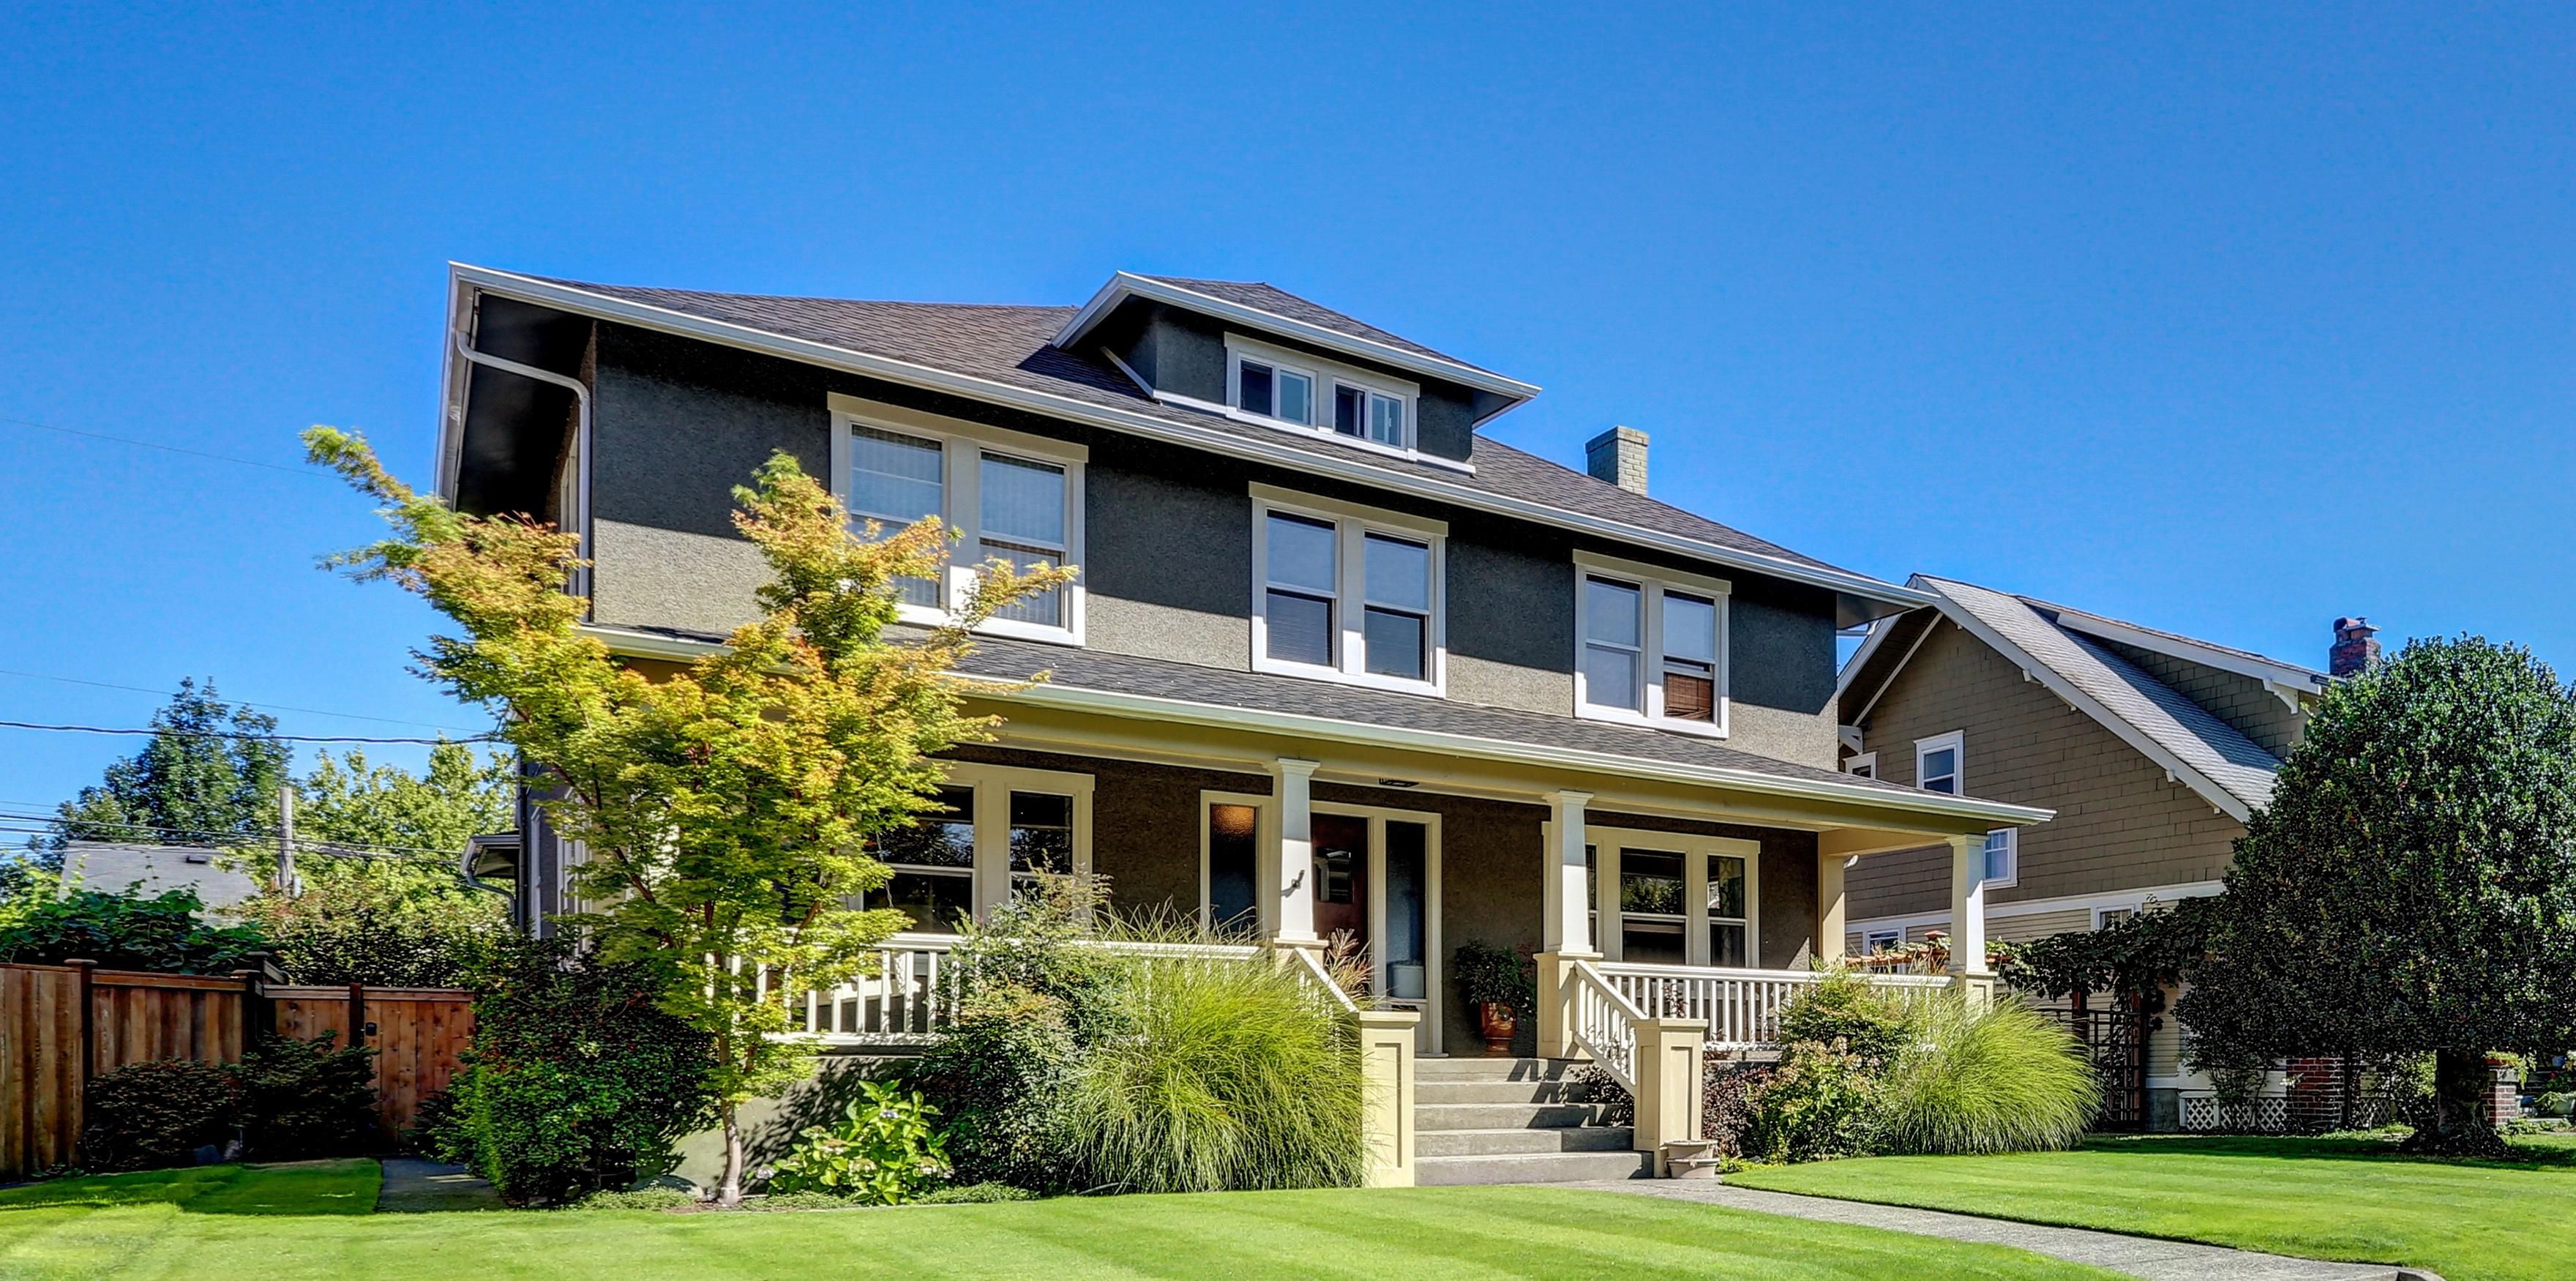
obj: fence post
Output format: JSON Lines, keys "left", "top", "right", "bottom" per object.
{"left": 68, "top": 958, "right": 95, "bottom": 1085}
{"left": 347, "top": 983, "right": 366, "bottom": 1048}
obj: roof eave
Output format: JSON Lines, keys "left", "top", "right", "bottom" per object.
{"left": 1052, "top": 272, "right": 1543, "bottom": 404}
{"left": 579, "top": 623, "right": 2053, "bottom": 829}
{"left": 449, "top": 264, "right": 1928, "bottom": 613}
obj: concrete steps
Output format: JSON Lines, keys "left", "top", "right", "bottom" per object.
{"left": 1410, "top": 1056, "right": 1653, "bottom": 1186}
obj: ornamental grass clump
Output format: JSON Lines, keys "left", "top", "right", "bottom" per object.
{"left": 1875, "top": 996, "right": 2099, "bottom": 1154}
{"left": 1063, "top": 948, "right": 1366, "bottom": 1193}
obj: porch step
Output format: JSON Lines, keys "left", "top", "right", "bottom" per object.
{"left": 1415, "top": 1078, "right": 1595, "bottom": 1105}
{"left": 1415, "top": 1102, "right": 1609, "bottom": 1132}
{"left": 1415, "top": 1151, "right": 1658, "bottom": 1186}
{"left": 1417, "top": 1126, "right": 1637, "bottom": 1158}
{"left": 1416, "top": 1056, "right": 1584, "bottom": 1081}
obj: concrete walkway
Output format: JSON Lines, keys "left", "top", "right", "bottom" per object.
{"left": 1569, "top": 1181, "right": 2428, "bottom": 1281}
{"left": 375, "top": 1158, "right": 504, "bottom": 1212}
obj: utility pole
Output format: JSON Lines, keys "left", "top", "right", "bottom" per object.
{"left": 276, "top": 783, "right": 299, "bottom": 897}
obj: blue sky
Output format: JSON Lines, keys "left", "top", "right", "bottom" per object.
{"left": 1, "top": 2, "right": 2569, "bottom": 813}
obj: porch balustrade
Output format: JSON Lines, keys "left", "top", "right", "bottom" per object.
{"left": 790, "top": 933, "right": 1275, "bottom": 1044}
{"left": 1592, "top": 962, "right": 1950, "bottom": 1051}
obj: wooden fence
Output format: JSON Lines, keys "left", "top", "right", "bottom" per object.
{"left": 0, "top": 962, "right": 473, "bottom": 1179}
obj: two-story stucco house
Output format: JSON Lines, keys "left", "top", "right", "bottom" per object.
{"left": 435, "top": 264, "right": 2048, "bottom": 1183}
{"left": 1833, "top": 576, "right": 2374, "bottom": 1127}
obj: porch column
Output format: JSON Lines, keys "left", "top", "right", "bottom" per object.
{"left": 1946, "top": 832, "right": 1994, "bottom": 1004}
{"left": 1815, "top": 850, "right": 1848, "bottom": 968}
{"left": 1266, "top": 758, "right": 1321, "bottom": 950}
{"left": 1535, "top": 789, "right": 1594, "bottom": 1060}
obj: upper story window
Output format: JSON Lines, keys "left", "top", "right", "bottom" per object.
{"left": 1251, "top": 485, "right": 1445, "bottom": 695}
{"left": 1915, "top": 731, "right": 1963, "bottom": 794}
{"left": 830, "top": 394, "right": 1086, "bottom": 646}
{"left": 1572, "top": 551, "right": 1730, "bottom": 736}
{"left": 1227, "top": 335, "right": 1417, "bottom": 455}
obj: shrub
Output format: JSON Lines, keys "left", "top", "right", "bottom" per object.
{"left": 1875, "top": 997, "right": 2099, "bottom": 1154}
{"left": 1062, "top": 949, "right": 1366, "bottom": 1193}
{"left": 1742, "top": 1039, "right": 1883, "bottom": 1162}
{"left": 0, "top": 879, "right": 268, "bottom": 974}
{"left": 573, "top": 1187, "right": 695, "bottom": 1211}
{"left": 755, "top": 1190, "right": 861, "bottom": 1210}
{"left": 80, "top": 1058, "right": 241, "bottom": 1171}
{"left": 1702, "top": 1058, "right": 1780, "bottom": 1159}
{"left": 454, "top": 938, "right": 716, "bottom": 1206}
{"left": 765, "top": 1079, "right": 951, "bottom": 1204}
{"left": 406, "top": 1085, "right": 472, "bottom": 1162}
{"left": 234, "top": 1032, "right": 378, "bottom": 1159}
{"left": 910, "top": 985, "right": 1082, "bottom": 1190}
{"left": 236, "top": 864, "right": 504, "bottom": 988}
{"left": 1777, "top": 970, "right": 1911, "bottom": 1063}
{"left": 915, "top": 1181, "right": 1036, "bottom": 1204}
{"left": 1570, "top": 1062, "right": 1633, "bottom": 1127}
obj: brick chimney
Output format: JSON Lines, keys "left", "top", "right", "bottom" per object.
{"left": 2330, "top": 617, "right": 2381, "bottom": 676}
{"left": 1585, "top": 426, "right": 1649, "bottom": 496}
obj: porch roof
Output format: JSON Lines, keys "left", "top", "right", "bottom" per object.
{"left": 588, "top": 623, "right": 2051, "bottom": 830}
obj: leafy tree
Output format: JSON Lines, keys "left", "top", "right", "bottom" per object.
{"left": 297, "top": 742, "right": 512, "bottom": 856}
{"left": 48, "top": 679, "right": 291, "bottom": 858}
{"left": 2177, "top": 636, "right": 2576, "bottom": 1155}
{"left": 304, "top": 426, "right": 1072, "bottom": 1203}
{"left": 0, "top": 872, "right": 269, "bottom": 973}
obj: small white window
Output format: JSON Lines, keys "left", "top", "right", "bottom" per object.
{"left": 829, "top": 395, "right": 1086, "bottom": 645}
{"left": 1863, "top": 927, "right": 1903, "bottom": 955}
{"left": 1915, "top": 731, "right": 1963, "bottom": 794}
{"left": 1573, "top": 552, "right": 1731, "bottom": 736}
{"left": 1982, "top": 828, "right": 2018, "bottom": 886}
{"left": 1227, "top": 336, "right": 1419, "bottom": 457}
{"left": 1845, "top": 751, "right": 1879, "bottom": 780}
{"left": 2096, "top": 906, "right": 2137, "bottom": 930}
{"left": 1251, "top": 487, "right": 1445, "bottom": 695}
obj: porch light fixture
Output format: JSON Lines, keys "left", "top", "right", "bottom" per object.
{"left": 1375, "top": 777, "right": 1420, "bottom": 788}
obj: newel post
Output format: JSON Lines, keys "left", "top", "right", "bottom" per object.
{"left": 1630, "top": 1017, "right": 1707, "bottom": 1176}
{"left": 1353, "top": 1009, "right": 1420, "bottom": 1187}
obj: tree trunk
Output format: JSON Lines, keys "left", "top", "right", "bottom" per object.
{"left": 716, "top": 1099, "right": 746, "bottom": 1206}
{"left": 2403, "top": 1048, "right": 2507, "bottom": 1157}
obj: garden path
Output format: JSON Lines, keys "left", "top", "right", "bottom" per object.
{"left": 1569, "top": 1181, "right": 2428, "bottom": 1281}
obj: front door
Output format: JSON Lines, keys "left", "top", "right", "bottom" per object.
{"left": 1311, "top": 813, "right": 1371, "bottom": 956}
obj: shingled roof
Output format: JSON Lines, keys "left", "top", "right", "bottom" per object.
{"left": 512, "top": 272, "right": 1855, "bottom": 579}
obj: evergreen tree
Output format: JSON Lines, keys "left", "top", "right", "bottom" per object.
{"left": 48, "top": 679, "right": 292, "bottom": 861}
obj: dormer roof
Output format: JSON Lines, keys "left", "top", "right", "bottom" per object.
{"left": 1052, "top": 272, "right": 1540, "bottom": 411}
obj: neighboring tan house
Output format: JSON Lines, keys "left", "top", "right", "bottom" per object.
{"left": 433, "top": 264, "right": 2048, "bottom": 1184}
{"left": 1834, "top": 575, "right": 2377, "bottom": 1127}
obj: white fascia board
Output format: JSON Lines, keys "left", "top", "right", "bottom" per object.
{"left": 1922, "top": 588, "right": 2256, "bottom": 822}
{"left": 1053, "top": 272, "right": 1542, "bottom": 403}
{"left": 2045, "top": 608, "right": 2329, "bottom": 695}
{"left": 578, "top": 624, "right": 2055, "bottom": 829}
{"left": 450, "top": 264, "right": 1933, "bottom": 613}
{"left": 435, "top": 269, "right": 478, "bottom": 501}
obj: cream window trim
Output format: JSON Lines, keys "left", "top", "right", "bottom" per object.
{"left": 941, "top": 760, "right": 1095, "bottom": 923}
{"left": 825, "top": 393, "right": 1087, "bottom": 647}
{"left": 1914, "top": 730, "right": 1964, "bottom": 795}
{"left": 1576, "top": 824, "right": 1761, "bottom": 968}
{"left": 1224, "top": 334, "right": 1429, "bottom": 458}
{"left": 1250, "top": 489, "right": 1448, "bottom": 697}
{"left": 1571, "top": 551, "right": 1731, "bottom": 738}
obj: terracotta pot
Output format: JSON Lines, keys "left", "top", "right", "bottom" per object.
{"left": 1477, "top": 1001, "right": 1517, "bottom": 1056}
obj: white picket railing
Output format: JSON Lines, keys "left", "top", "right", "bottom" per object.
{"left": 1567, "top": 960, "right": 1650, "bottom": 1092}
{"left": 1595, "top": 963, "right": 1950, "bottom": 1050}
{"left": 791, "top": 933, "right": 1273, "bottom": 1044}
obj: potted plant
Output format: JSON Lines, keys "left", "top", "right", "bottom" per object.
{"left": 1453, "top": 941, "right": 1532, "bottom": 1056}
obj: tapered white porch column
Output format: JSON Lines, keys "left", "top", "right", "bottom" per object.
{"left": 1815, "top": 850, "right": 1848, "bottom": 968}
{"left": 1947, "top": 832, "right": 1994, "bottom": 1004}
{"left": 1535, "top": 789, "right": 1594, "bottom": 1058}
{"left": 1266, "top": 758, "right": 1321, "bottom": 949}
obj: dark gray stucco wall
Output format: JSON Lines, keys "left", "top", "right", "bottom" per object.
{"left": 593, "top": 325, "right": 829, "bottom": 536}
{"left": 1413, "top": 388, "right": 1477, "bottom": 461}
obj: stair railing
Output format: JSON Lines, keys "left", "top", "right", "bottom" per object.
{"left": 1565, "top": 958, "right": 1650, "bottom": 1094}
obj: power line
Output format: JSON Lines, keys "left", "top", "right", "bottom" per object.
{"left": 0, "top": 811, "right": 473, "bottom": 862}
{"left": 0, "top": 414, "right": 334, "bottom": 480}
{"left": 0, "top": 720, "right": 497, "bottom": 745}
{"left": 0, "top": 668, "right": 491, "bottom": 735}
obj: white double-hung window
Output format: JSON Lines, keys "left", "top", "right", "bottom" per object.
{"left": 1251, "top": 485, "right": 1445, "bottom": 695}
{"left": 1573, "top": 552, "right": 1730, "bottom": 736}
{"left": 828, "top": 394, "right": 1086, "bottom": 644}
{"left": 1227, "top": 335, "right": 1418, "bottom": 455}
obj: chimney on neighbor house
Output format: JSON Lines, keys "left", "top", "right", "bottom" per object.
{"left": 2330, "top": 617, "right": 2381, "bottom": 676}
{"left": 1586, "top": 426, "right": 1650, "bottom": 496}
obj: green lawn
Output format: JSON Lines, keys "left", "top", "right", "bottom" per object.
{"left": 0, "top": 1161, "right": 2112, "bottom": 1280}
{"left": 1732, "top": 1132, "right": 2576, "bottom": 1281}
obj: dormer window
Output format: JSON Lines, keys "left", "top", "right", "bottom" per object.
{"left": 1227, "top": 335, "right": 1416, "bottom": 454}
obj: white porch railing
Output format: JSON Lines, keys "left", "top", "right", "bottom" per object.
{"left": 1595, "top": 962, "right": 1950, "bottom": 1050}
{"left": 792, "top": 933, "right": 1281, "bottom": 1044}
{"left": 1566, "top": 959, "right": 1650, "bottom": 1091}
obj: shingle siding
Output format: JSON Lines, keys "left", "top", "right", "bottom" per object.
{"left": 2092, "top": 638, "right": 2308, "bottom": 758}
{"left": 1846, "top": 621, "right": 2244, "bottom": 920}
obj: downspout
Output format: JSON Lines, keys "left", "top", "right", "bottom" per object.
{"left": 452, "top": 328, "right": 594, "bottom": 604}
